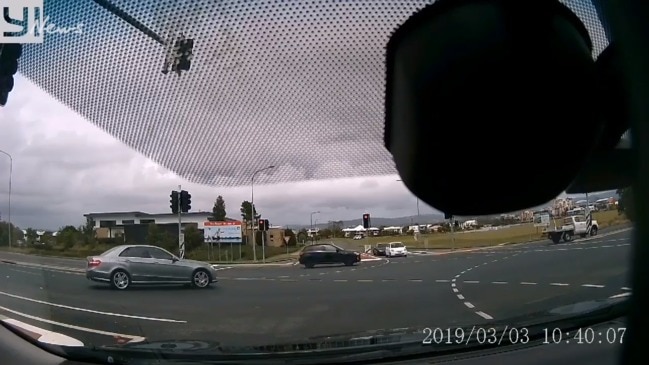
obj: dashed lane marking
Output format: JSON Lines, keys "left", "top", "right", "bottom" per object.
{"left": 0, "top": 290, "right": 186, "bottom": 323}
{"left": 609, "top": 292, "right": 632, "bottom": 299}
{"left": 476, "top": 311, "right": 493, "bottom": 320}
{"left": 445, "top": 242, "right": 629, "bottom": 321}
{"left": 216, "top": 276, "right": 626, "bottom": 289}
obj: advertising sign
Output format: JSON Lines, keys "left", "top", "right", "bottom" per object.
{"left": 533, "top": 212, "right": 550, "bottom": 227}
{"left": 204, "top": 221, "right": 243, "bottom": 244}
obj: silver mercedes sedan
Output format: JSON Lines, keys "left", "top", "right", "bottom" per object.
{"left": 86, "top": 245, "right": 219, "bottom": 290}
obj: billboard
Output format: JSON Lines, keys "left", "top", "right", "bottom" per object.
{"left": 204, "top": 221, "right": 243, "bottom": 244}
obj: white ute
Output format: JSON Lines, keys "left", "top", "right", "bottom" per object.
{"left": 543, "top": 215, "right": 598, "bottom": 244}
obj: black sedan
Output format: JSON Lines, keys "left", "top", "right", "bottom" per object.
{"left": 298, "top": 243, "right": 361, "bottom": 268}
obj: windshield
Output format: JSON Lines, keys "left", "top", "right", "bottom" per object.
{"left": 0, "top": 0, "right": 632, "bottom": 364}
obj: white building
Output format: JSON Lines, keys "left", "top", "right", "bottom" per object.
{"left": 84, "top": 211, "right": 216, "bottom": 238}
{"left": 342, "top": 225, "right": 379, "bottom": 237}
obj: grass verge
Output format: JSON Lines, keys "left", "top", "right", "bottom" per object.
{"left": 346, "top": 210, "right": 630, "bottom": 250}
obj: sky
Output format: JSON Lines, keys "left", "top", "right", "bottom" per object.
{"left": 0, "top": 75, "right": 440, "bottom": 231}
{"left": 0, "top": 0, "right": 611, "bottom": 231}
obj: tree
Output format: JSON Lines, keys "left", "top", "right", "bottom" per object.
{"left": 0, "top": 222, "right": 22, "bottom": 246}
{"left": 183, "top": 225, "right": 204, "bottom": 251}
{"left": 297, "top": 228, "right": 308, "bottom": 244}
{"left": 284, "top": 228, "right": 297, "bottom": 246}
{"left": 240, "top": 200, "right": 259, "bottom": 222}
{"left": 319, "top": 228, "right": 332, "bottom": 238}
{"left": 25, "top": 228, "right": 38, "bottom": 244}
{"left": 56, "top": 226, "right": 79, "bottom": 249}
{"left": 146, "top": 224, "right": 176, "bottom": 253}
{"left": 617, "top": 187, "right": 634, "bottom": 221}
{"left": 212, "top": 196, "right": 227, "bottom": 221}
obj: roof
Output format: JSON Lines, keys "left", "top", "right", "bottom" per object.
{"left": 84, "top": 211, "right": 237, "bottom": 220}
{"left": 17, "top": 1, "right": 609, "bottom": 187}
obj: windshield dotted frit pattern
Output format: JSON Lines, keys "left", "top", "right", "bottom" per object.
{"left": 18, "top": 0, "right": 607, "bottom": 187}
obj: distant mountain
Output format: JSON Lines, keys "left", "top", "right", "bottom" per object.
{"left": 289, "top": 213, "right": 446, "bottom": 230}
{"left": 287, "top": 190, "right": 620, "bottom": 230}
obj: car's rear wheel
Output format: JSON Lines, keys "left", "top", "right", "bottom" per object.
{"left": 110, "top": 270, "right": 130, "bottom": 290}
{"left": 192, "top": 269, "right": 211, "bottom": 288}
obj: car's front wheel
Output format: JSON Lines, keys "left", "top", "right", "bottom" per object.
{"left": 192, "top": 269, "right": 211, "bottom": 288}
{"left": 110, "top": 269, "right": 130, "bottom": 290}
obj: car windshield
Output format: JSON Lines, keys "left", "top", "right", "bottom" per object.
{"left": 0, "top": 0, "right": 633, "bottom": 364}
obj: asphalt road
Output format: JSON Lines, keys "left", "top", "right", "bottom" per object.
{"left": 0, "top": 228, "right": 633, "bottom": 348}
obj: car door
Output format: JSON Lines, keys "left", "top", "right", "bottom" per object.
{"left": 117, "top": 247, "right": 156, "bottom": 282}
{"left": 148, "top": 247, "right": 187, "bottom": 281}
{"left": 322, "top": 245, "right": 337, "bottom": 263}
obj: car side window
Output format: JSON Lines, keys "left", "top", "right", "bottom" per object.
{"left": 149, "top": 248, "right": 173, "bottom": 260}
{"left": 324, "top": 245, "right": 337, "bottom": 252}
{"left": 119, "top": 247, "right": 148, "bottom": 258}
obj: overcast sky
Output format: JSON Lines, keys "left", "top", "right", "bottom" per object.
{"left": 0, "top": 75, "right": 445, "bottom": 231}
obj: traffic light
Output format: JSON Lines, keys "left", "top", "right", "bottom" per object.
{"left": 173, "top": 38, "right": 194, "bottom": 73}
{"left": 0, "top": 44, "right": 22, "bottom": 107}
{"left": 180, "top": 190, "right": 191, "bottom": 213}
{"left": 362, "top": 213, "right": 370, "bottom": 229}
{"left": 264, "top": 219, "right": 269, "bottom": 231}
{"left": 258, "top": 219, "right": 266, "bottom": 231}
{"left": 170, "top": 191, "right": 179, "bottom": 214}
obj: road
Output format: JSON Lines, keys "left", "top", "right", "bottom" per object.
{"left": 0, "top": 228, "right": 633, "bottom": 348}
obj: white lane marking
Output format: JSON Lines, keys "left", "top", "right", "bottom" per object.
{"left": 334, "top": 280, "right": 348, "bottom": 282}
{"left": 0, "top": 290, "right": 186, "bottom": 323}
{"left": 451, "top": 283, "right": 456, "bottom": 287}
{"left": 357, "top": 280, "right": 373, "bottom": 282}
{"left": 520, "top": 282, "right": 537, "bottom": 285}
{"left": 581, "top": 284, "right": 605, "bottom": 288}
{"left": 0, "top": 305, "right": 146, "bottom": 343}
{"left": 476, "top": 311, "right": 493, "bottom": 320}
{"left": 408, "top": 279, "right": 423, "bottom": 282}
{"left": 452, "top": 288, "right": 459, "bottom": 293}
{"left": 464, "top": 302, "right": 475, "bottom": 309}
{"left": 621, "top": 287, "right": 631, "bottom": 291}
{"left": 464, "top": 280, "right": 480, "bottom": 284}
{"left": 550, "top": 283, "right": 570, "bottom": 286}
{"left": 609, "top": 292, "right": 631, "bottom": 299}
{"left": 436, "top": 280, "right": 450, "bottom": 283}
{"left": 492, "top": 281, "right": 508, "bottom": 284}
{"left": 457, "top": 294, "right": 464, "bottom": 300}
{"left": 2, "top": 318, "right": 85, "bottom": 347}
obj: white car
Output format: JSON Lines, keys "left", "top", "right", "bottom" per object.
{"left": 384, "top": 242, "right": 408, "bottom": 257}
{"left": 353, "top": 234, "right": 363, "bottom": 240}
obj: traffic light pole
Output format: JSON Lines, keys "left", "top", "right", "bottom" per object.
{"left": 178, "top": 184, "right": 184, "bottom": 259}
{"left": 262, "top": 229, "right": 266, "bottom": 263}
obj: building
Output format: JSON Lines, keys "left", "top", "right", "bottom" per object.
{"left": 264, "top": 226, "right": 288, "bottom": 247}
{"left": 342, "top": 225, "right": 379, "bottom": 237}
{"left": 84, "top": 211, "right": 238, "bottom": 241}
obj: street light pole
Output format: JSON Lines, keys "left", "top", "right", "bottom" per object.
{"left": 310, "top": 211, "right": 320, "bottom": 244}
{"left": 251, "top": 165, "right": 275, "bottom": 261}
{"left": 0, "top": 150, "right": 12, "bottom": 249}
